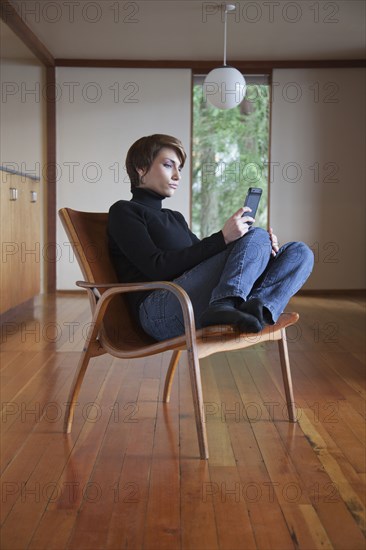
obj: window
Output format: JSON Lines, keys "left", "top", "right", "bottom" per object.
{"left": 192, "top": 75, "right": 270, "bottom": 238}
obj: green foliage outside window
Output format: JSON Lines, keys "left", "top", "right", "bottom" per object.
{"left": 192, "top": 83, "right": 270, "bottom": 238}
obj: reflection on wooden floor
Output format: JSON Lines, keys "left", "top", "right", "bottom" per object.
{"left": 1, "top": 292, "right": 365, "bottom": 550}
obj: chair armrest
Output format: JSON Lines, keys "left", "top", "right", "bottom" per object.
{"left": 76, "top": 281, "right": 141, "bottom": 289}
{"left": 77, "top": 280, "right": 198, "bottom": 352}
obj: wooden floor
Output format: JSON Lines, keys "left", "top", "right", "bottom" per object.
{"left": 0, "top": 292, "right": 365, "bottom": 550}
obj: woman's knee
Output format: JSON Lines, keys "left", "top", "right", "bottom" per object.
{"left": 242, "top": 227, "right": 271, "bottom": 248}
{"left": 249, "top": 226, "right": 270, "bottom": 241}
{"left": 237, "top": 227, "right": 271, "bottom": 264}
{"left": 285, "top": 241, "right": 314, "bottom": 269}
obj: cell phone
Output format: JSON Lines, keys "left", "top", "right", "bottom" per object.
{"left": 243, "top": 187, "right": 262, "bottom": 225}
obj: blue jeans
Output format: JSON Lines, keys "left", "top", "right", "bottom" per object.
{"left": 139, "top": 227, "right": 314, "bottom": 341}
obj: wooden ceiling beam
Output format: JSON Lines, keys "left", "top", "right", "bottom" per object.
{"left": 54, "top": 58, "right": 366, "bottom": 71}
{"left": 0, "top": 0, "right": 55, "bottom": 66}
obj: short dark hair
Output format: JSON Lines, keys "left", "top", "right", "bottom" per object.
{"left": 125, "top": 134, "right": 187, "bottom": 190}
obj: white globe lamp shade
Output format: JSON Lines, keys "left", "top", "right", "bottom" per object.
{"left": 203, "top": 66, "right": 246, "bottom": 110}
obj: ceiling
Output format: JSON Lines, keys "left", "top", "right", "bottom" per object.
{"left": 1, "top": 0, "right": 366, "bottom": 62}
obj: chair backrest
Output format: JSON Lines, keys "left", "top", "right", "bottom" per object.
{"left": 59, "top": 209, "right": 117, "bottom": 285}
{"left": 59, "top": 208, "right": 154, "bottom": 349}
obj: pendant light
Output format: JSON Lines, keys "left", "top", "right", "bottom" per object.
{"left": 203, "top": 4, "right": 246, "bottom": 110}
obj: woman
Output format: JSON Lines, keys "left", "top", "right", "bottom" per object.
{"left": 108, "top": 134, "right": 314, "bottom": 341}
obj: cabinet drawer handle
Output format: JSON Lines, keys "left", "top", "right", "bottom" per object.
{"left": 9, "top": 188, "right": 18, "bottom": 201}
{"left": 30, "top": 191, "right": 38, "bottom": 203}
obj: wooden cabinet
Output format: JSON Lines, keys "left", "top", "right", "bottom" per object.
{"left": 1, "top": 170, "right": 41, "bottom": 314}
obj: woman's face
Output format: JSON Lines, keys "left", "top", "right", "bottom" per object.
{"left": 138, "top": 148, "right": 182, "bottom": 197}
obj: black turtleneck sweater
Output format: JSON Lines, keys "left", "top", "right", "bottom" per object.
{"left": 107, "top": 188, "right": 227, "bottom": 316}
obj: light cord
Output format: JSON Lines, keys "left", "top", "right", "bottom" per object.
{"left": 223, "top": 7, "right": 228, "bottom": 66}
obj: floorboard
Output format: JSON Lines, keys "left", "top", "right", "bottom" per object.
{"left": 0, "top": 292, "right": 365, "bottom": 549}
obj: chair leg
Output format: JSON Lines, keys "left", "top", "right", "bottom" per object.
{"left": 186, "top": 349, "right": 209, "bottom": 460}
{"left": 163, "top": 350, "right": 182, "bottom": 403}
{"left": 278, "top": 328, "right": 297, "bottom": 422}
{"left": 64, "top": 345, "right": 94, "bottom": 433}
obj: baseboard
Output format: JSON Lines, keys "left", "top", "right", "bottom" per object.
{"left": 296, "top": 289, "right": 365, "bottom": 297}
{"left": 56, "top": 290, "right": 86, "bottom": 296}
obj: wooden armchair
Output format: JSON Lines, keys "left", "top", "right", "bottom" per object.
{"left": 59, "top": 208, "right": 299, "bottom": 459}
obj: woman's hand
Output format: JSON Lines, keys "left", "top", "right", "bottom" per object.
{"left": 268, "top": 227, "right": 279, "bottom": 256}
{"left": 222, "top": 207, "right": 255, "bottom": 245}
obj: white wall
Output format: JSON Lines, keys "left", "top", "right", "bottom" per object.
{"left": 0, "top": 59, "right": 45, "bottom": 173}
{"left": 56, "top": 66, "right": 365, "bottom": 291}
{"left": 270, "top": 68, "right": 365, "bottom": 289}
{"left": 56, "top": 68, "right": 192, "bottom": 289}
